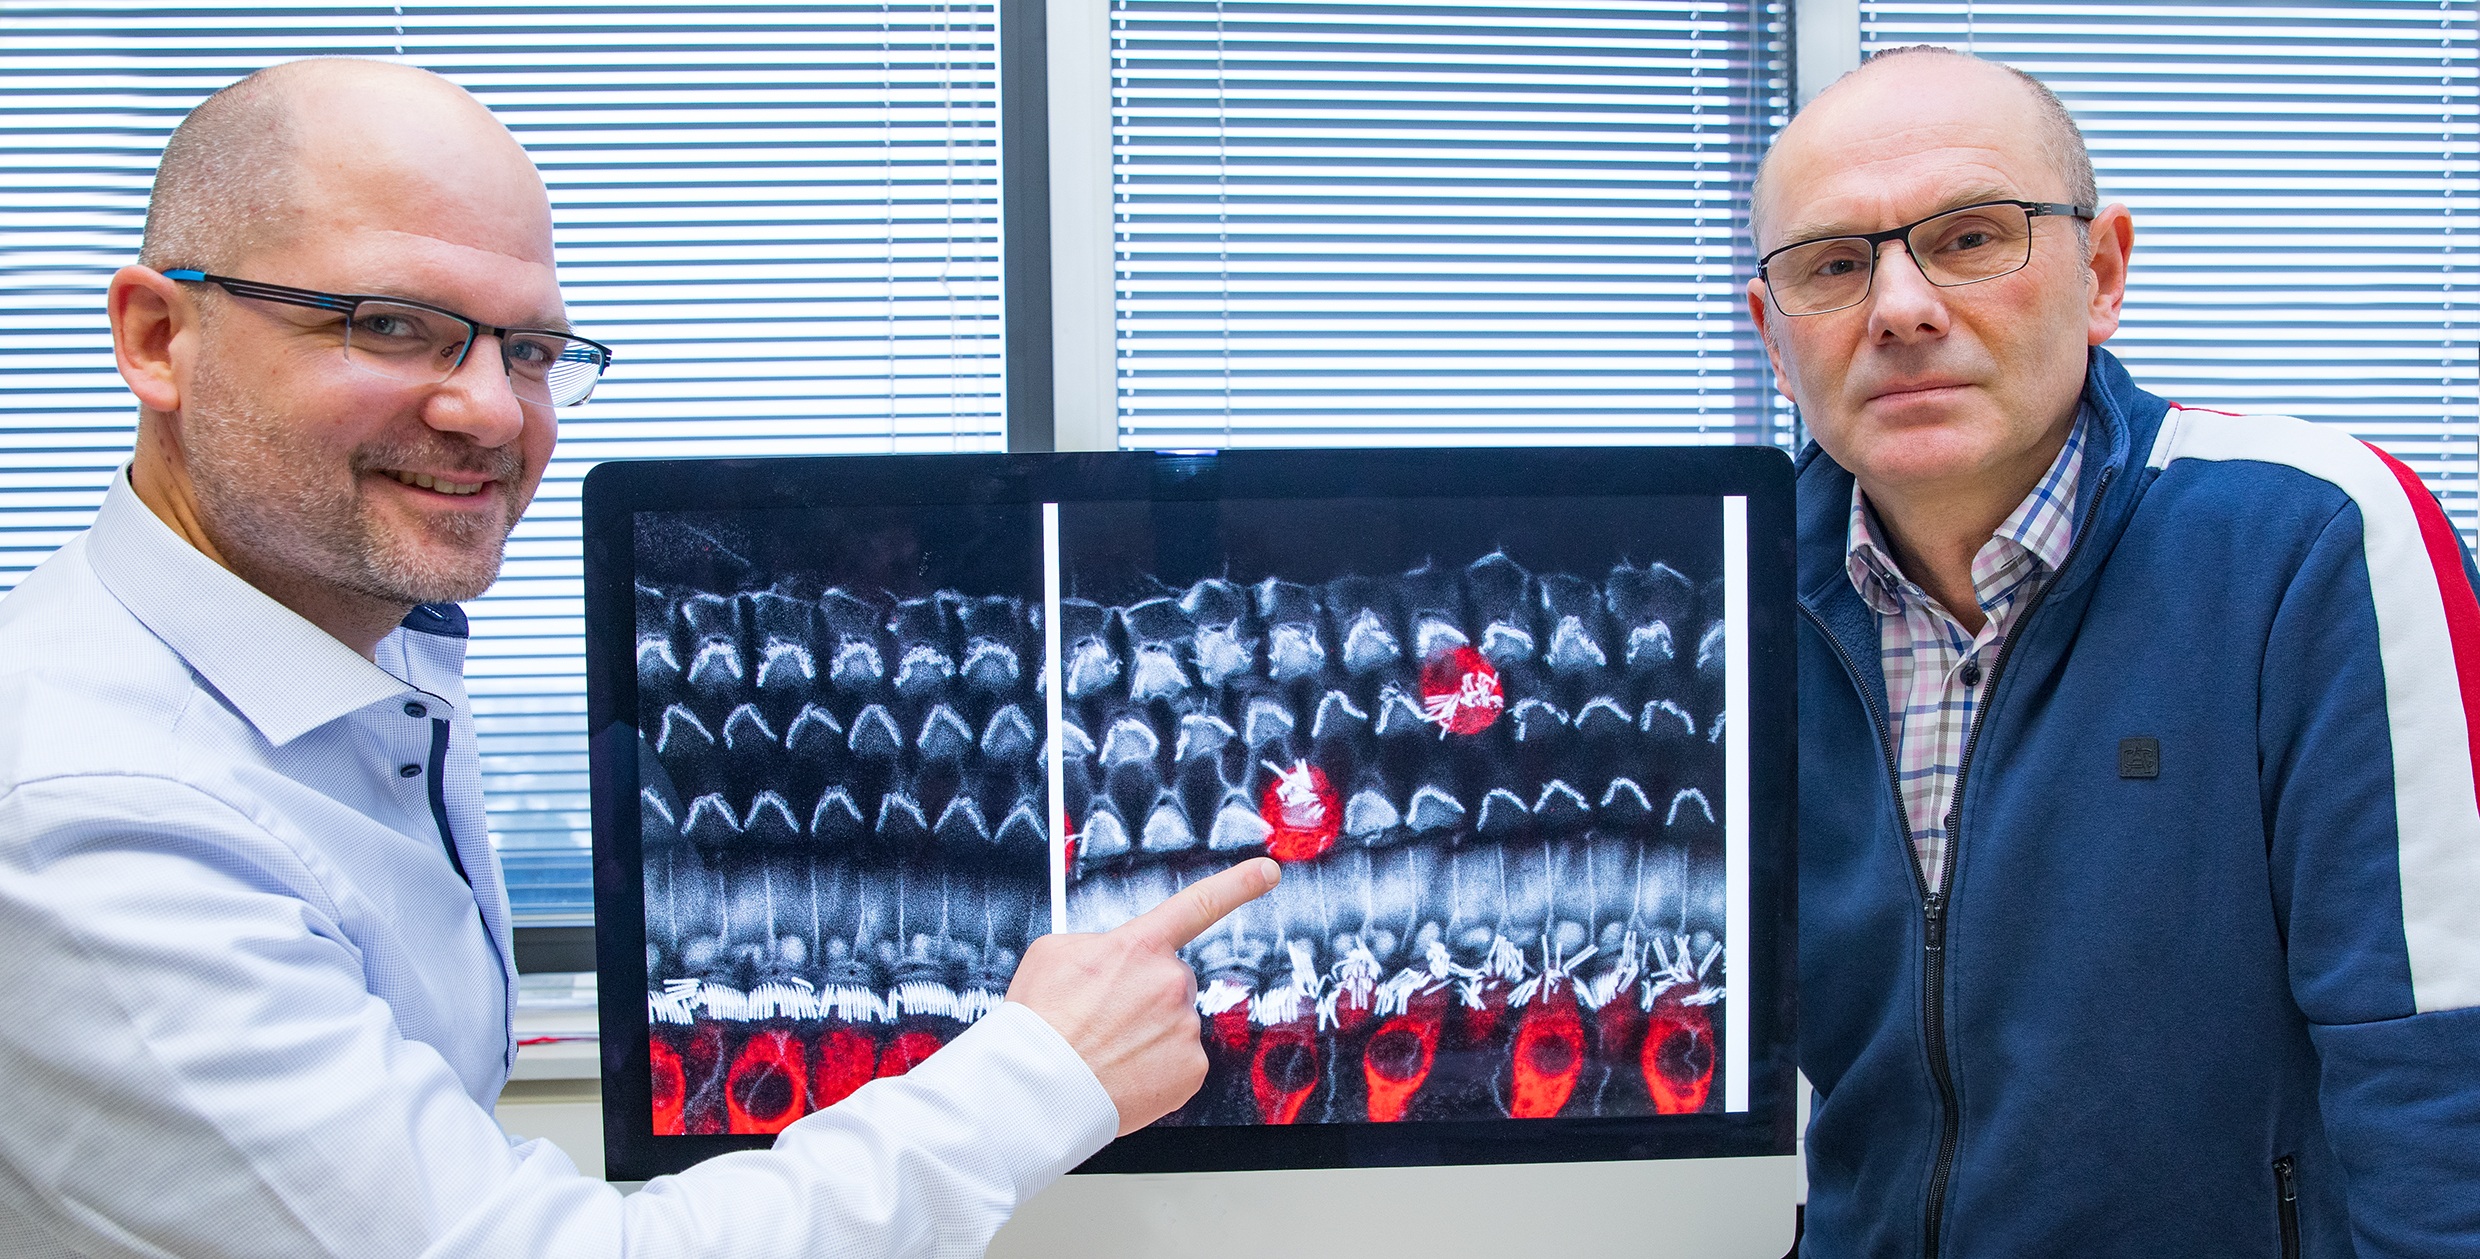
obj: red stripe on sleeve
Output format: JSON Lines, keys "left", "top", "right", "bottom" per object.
{"left": 2366, "top": 440, "right": 2480, "bottom": 805}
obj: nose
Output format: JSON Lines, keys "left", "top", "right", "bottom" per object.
{"left": 426, "top": 333, "right": 531, "bottom": 448}
{"left": 1864, "top": 239, "right": 1950, "bottom": 344}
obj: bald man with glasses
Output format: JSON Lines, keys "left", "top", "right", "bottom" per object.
{"left": 1755, "top": 47, "right": 2480, "bottom": 1258}
{"left": 0, "top": 57, "right": 1275, "bottom": 1258}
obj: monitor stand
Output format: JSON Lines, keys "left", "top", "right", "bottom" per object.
{"left": 990, "top": 1155, "right": 1800, "bottom": 1259}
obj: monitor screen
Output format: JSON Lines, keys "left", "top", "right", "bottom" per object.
{"left": 585, "top": 448, "right": 1795, "bottom": 1180}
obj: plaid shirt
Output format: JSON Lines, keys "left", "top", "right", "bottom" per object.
{"left": 1845, "top": 416, "right": 2085, "bottom": 892}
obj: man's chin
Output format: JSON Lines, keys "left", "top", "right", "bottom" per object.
{"left": 351, "top": 539, "right": 508, "bottom": 608}
{"left": 350, "top": 502, "right": 523, "bottom": 606}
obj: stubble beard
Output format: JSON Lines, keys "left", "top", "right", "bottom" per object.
{"left": 182, "top": 362, "right": 531, "bottom": 611}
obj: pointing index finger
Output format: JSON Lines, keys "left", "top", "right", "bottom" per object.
{"left": 1115, "top": 857, "right": 1282, "bottom": 954}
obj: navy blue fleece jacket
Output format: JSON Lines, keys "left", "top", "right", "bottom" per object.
{"left": 1798, "top": 347, "right": 2480, "bottom": 1258}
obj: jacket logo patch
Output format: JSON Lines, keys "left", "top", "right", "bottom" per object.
{"left": 2119, "top": 736, "right": 2161, "bottom": 779}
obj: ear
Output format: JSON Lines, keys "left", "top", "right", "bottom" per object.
{"left": 108, "top": 266, "right": 197, "bottom": 415}
{"left": 1747, "top": 275, "right": 1795, "bottom": 402}
{"left": 2084, "top": 203, "right": 2134, "bottom": 345}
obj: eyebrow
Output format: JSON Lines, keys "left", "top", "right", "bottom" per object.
{"left": 1770, "top": 184, "right": 2023, "bottom": 250}
{"left": 444, "top": 302, "right": 576, "bottom": 337}
{"left": 355, "top": 285, "right": 575, "bottom": 336}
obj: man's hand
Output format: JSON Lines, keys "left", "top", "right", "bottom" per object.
{"left": 1005, "top": 857, "right": 1282, "bottom": 1135}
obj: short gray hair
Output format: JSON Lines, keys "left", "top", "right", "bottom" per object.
{"left": 137, "top": 65, "right": 308, "bottom": 273}
{"left": 1752, "top": 46, "right": 2098, "bottom": 251}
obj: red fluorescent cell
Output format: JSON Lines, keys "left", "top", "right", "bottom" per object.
{"left": 811, "top": 1027, "right": 880, "bottom": 1110}
{"left": 876, "top": 1029, "right": 947, "bottom": 1078}
{"left": 650, "top": 1039, "right": 686, "bottom": 1135}
{"left": 1362, "top": 986, "right": 1447, "bottom": 1123}
{"left": 683, "top": 1020, "right": 727, "bottom": 1135}
{"left": 1258, "top": 760, "right": 1340, "bottom": 862}
{"left": 1418, "top": 646, "right": 1505, "bottom": 736}
{"left": 725, "top": 1030, "right": 808, "bottom": 1134}
{"left": 726, "top": 1029, "right": 811, "bottom": 1134}
{"left": 1251, "top": 1018, "right": 1320, "bottom": 1124}
{"left": 1593, "top": 997, "right": 1647, "bottom": 1075}
{"left": 1509, "top": 993, "right": 1587, "bottom": 1118}
{"left": 1210, "top": 1004, "right": 1256, "bottom": 1059}
{"left": 1644, "top": 995, "right": 1716, "bottom": 1115}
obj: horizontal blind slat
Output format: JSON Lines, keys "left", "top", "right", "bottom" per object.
{"left": 0, "top": 6, "right": 1009, "bottom": 923}
{"left": 1111, "top": 0, "right": 1788, "bottom": 450}
{"left": 1856, "top": 0, "right": 2479, "bottom": 544}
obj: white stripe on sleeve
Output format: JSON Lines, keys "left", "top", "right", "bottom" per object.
{"left": 2150, "top": 406, "right": 2480, "bottom": 1013}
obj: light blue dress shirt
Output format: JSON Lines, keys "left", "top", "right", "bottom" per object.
{"left": 0, "top": 471, "right": 1117, "bottom": 1257}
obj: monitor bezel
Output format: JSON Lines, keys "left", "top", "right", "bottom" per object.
{"left": 585, "top": 446, "right": 1798, "bottom": 1182}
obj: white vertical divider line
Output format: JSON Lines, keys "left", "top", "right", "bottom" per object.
{"left": 1045, "top": 503, "right": 1068, "bottom": 933}
{"left": 1723, "top": 493, "right": 1751, "bottom": 1112}
{"left": 1048, "top": 0, "right": 1119, "bottom": 452}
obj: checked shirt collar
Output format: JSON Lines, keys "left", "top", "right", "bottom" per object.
{"left": 1843, "top": 413, "right": 2086, "bottom": 890}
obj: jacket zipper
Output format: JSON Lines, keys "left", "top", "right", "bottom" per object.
{"left": 1922, "top": 464, "right": 2114, "bottom": 1257}
{"left": 1803, "top": 463, "right": 2116, "bottom": 1259}
{"left": 2274, "top": 1156, "right": 2300, "bottom": 1259}
{"left": 1797, "top": 609, "right": 1937, "bottom": 1241}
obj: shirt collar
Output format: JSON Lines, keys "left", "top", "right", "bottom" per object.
{"left": 1843, "top": 412, "right": 2088, "bottom": 618}
{"left": 1844, "top": 495, "right": 1909, "bottom": 616}
{"left": 1988, "top": 413, "right": 2085, "bottom": 575}
{"left": 84, "top": 468, "right": 440, "bottom": 747}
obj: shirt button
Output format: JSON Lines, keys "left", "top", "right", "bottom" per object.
{"left": 1959, "top": 660, "right": 1983, "bottom": 688}
{"left": 404, "top": 701, "right": 429, "bottom": 718}
{"left": 399, "top": 763, "right": 423, "bottom": 778}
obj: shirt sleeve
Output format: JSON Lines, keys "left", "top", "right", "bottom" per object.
{"left": 0, "top": 776, "right": 1119, "bottom": 1259}
{"left": 2258, "top": 491, "right": 2480, "bottom": 1258}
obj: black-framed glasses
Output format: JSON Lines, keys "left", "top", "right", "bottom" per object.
{"left": 1756, "top": 200, "right": 2096, "bottom": 317}
{"left": 162, "top": 269, "right": 614, "bottom": 407}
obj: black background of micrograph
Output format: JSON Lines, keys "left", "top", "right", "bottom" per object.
{"left": 1059, "top": 494, "right": 1721, "bottom": 605}
{"left": 584, "top": 446, "right": 1800, "bottom": 1181}
{"left": 637, "top": 503, "right": 1043, "bottom": 602}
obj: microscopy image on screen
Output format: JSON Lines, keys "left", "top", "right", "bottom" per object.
{"left": 629, "top": 492, "right": 1732, "bottom": 1136}
{"left": 633, "top": 507, "right": 1048, "bottom": 1135}
{"left": 1057, "top": 496, "right": 1730, "bottom": 1126}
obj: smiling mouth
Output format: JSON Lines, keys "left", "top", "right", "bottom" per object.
{"left": 386, "top": 470, "right": 488, "bottom": 497}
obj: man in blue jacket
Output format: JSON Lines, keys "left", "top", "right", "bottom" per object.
{"left": 1747, "top": 46, "right": 2480, "bottom": 1257}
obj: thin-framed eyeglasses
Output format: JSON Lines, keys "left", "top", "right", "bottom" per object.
{"left": 1756, "top": 200, "right": 2096, "bottom": 318}
{"left": 161, "top": 269, "right": 614, "bottom": 407}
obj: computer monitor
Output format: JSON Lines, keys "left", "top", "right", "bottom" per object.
{"left": 584, "top": 447, "right": 1795, "bottom": 1183}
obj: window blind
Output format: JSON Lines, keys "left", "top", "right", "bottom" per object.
{"left": 1857, "top": 0, "right": 2480, "bottom": 541}
{"left": 0, "top": 2, "right": 1008, "bottom": 923}
{"left": 1109, "top": 0, "right": 1794, "bottom": 448}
